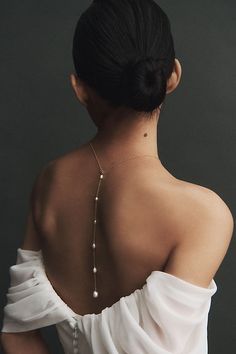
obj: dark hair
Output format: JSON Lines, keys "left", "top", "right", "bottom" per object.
{"left": 72, "top": 0, "right": 175, "bottom": 113}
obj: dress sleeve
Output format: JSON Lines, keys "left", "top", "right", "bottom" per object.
{"left": 142, "top": 270, "right": 218, "bottom": 353}
{"left": 1, "top": 248, "right": 72, "bottom": 333}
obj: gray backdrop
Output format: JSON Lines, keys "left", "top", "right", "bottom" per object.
{"left": 0, "top": 0, "right": 235, "bottom": 353}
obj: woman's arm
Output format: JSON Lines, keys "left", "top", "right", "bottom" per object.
{"left": 1, "top": 331, "right": 51, "bottom": 354}
{"left": 163, "top": 187, "right": 234, "bottom": 287}
{"left": 1, "top": 164, "right": 55, "bottom": 354}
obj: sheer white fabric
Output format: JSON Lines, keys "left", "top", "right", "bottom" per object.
{"left": 1, "top": 248, "right": 217, "bottom": 354}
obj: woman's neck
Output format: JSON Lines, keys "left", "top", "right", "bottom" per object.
{"left": 89, "top": 108, "right": 160, "bottom": 162}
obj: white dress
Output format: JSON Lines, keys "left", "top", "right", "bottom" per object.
{"left": 1, "top": 248, "right": 217, "bottom": 354}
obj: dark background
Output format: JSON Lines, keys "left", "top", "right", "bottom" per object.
{"left": 0, "top": 0, "right": 235, "bottom": 353}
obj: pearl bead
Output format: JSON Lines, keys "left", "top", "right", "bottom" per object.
{"left": 93, "top": 267, "right": 97, "bottom": 273}
{"left": 94, "top": 219, "right": 97, "bottom": 224}
{"left": 93, "top": 290, "right": 99, "bottom": 298}
{"left": 100, "top": 174, "right": 104, "bottom": 179}
{"left": 92, "top": 243, "right": 96, "bottom": 249}
{"left": 95, "top": 196, "right": 99, "bottom": 201}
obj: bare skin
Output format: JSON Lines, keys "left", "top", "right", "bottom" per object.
{"left": 2, "top": 58, "right": 234, "bottom": 353}
{"left": 19, "top": 144, "right": 234, "bottom": 313}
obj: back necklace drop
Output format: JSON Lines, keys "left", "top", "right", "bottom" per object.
{"left": 88, "top": 142, "right": 159, "bottom": 298}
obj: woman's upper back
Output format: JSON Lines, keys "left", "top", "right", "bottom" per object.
{"left": 29, "top": 143, "right": 233, "bottom": 316}
{"left": 2, "top": 142, "right": 232, "bottom": 354}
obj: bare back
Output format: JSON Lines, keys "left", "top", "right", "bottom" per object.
{"left": 31, "top": 144, "right": 219, "bottom": 316}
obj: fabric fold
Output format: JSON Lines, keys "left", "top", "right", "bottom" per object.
{"left": 2, "top": 248, "right": 72, "bottom": 332}
{"left": 1, "top": 248, "right": 218, "bottom": 354}
{"left": 141, "top": 270, "right": 217, "bottom": 353}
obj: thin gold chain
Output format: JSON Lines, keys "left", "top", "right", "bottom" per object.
{"left": 89, "top": 142, "right": 159, "bottom": 176}
{"left": 88, "top": 141, "right": 159, "bottom": 299}
{"left": 89, "top": 143, "right": 105, "bottom": 174}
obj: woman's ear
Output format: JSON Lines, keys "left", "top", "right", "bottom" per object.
{"left": 166, "top": 58, "right": 182, "bottom": 94}
{"left": 70, "top": 73, "right": 89, "bottom": 107}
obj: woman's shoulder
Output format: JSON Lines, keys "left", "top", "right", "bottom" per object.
{"left": 174, "top": 178, "right": 234, "bottom": 227}
{"left": 130, "top": 163, "right": 233, "bottom": 226}
{"left": 163, "top": 179, "right": 234, "bottom": 287}
{"left": 139, "top": 171, "right": 234, "bottom": 252}
{"left": 161, "top": 177, "right": 234, "bottom": 286}
{"left": 32, "top": 146, "right": 86, "bottom": 194}
{"left": 29, "top": 150, "right": 80, "bottom": 225}
{"left": 166, "top": 177, "right": 234, "bottom": 239}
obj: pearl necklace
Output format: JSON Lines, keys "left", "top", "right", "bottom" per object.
{"left": 88, "top": 142, "right": 159, "bottom": 298}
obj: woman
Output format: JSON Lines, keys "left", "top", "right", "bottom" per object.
{"left": 1, "top": 0, "right": 234, "bottom": 353}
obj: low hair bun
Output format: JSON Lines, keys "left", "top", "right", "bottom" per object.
{"left": 119, "top": 57, "right": 167, "bottom": 112}
{"left": 72, "top": 0, "right": 175, "bottom": 113}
